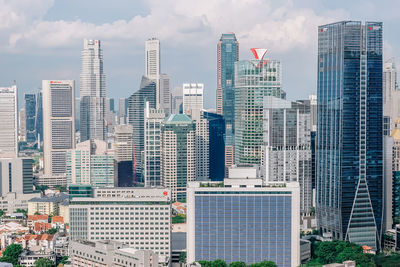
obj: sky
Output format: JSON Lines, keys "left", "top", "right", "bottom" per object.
{"left": 0, "top": 0, "right": 399, "bottom": 109}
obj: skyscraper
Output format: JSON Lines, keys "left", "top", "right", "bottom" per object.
{"left": 316, "top": 21, "right": 383, "bottom": 250}
{"left": 18, "top": 108, "right": 26, "bottom": 142}
{"left": 203, "top": 111, "right": 225, "bottom": 181}
{"left": 234, "top": 49, "right": 282, "bottom": 165}
{"left": 262, "top": 96, "right": 312, "bottom": 215}
{"left": 0, "top": 85, "right": 18, "bottom": 158}
{"left": 161, "top": 114, "right": 195, "bottom": 201}
{"left": 36, "top": 91, "right": 43, "bottom": 143}
{"left": 145, "top": 38, "right": 161, "bottom": 108}
{"left": 217, "top": 33, "right": 239, "bottom": 172}
{"left": 183, "top": 83, "right": 204, "bottom": 121}
{"left": 144, "top": 102, "right": 165, "bottom": 187}
{"left": 383, "top": 58, "right": 400, "bottom": 136}
{"left": 113, "top": 124, "right": 134, "bottom": 187}
{"left": 43, "top": 80, "right": 75, "bottom": 175}
{"left": 25, "top": 93, "right": 37, "bottom": 145}
{"left": 80, "top": 39, "right": 106, "bottom": 142}
{"left": 391, "top": 119, "right": 400, "bottom": 226}
{"left": 128, "top": 76, "right": 156, "bottom": 183}
{"left": 160, "top": 74, "right": 171, "bottom": 114}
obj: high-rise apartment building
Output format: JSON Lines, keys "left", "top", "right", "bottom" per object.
{"left": 217, "top": 33, "right": 239, "bottom": 172}
{"left": 161, "top": 114, "right": 195, "bottom": 201}
{"left": 70, "top": 187, "right": 171, "bottom": 258}
{"left": 187, "top": 179, "right": 300, "bottom": 266}
{"left": 234, "top": 50, "right": 282, "bottom": 165}
{"left": 66, "top": 139, "right": 114, "bottom": 187}
{"left": 43, "top": 80, "right": 75, "bottom": 175}
{"left": 195, "top": 118, "right": 209, "bottom": 181}
{"left": 144, "top": 103, "right": 165, "bottom": 187}
{"left": 0, "top": 86, "right": 18, "bottom": 158}
{"left": 383, "top": 59, "right": 400, "bottom": 136}
{"left": 128, "top": 76, "right": 156, "bottom": 183}
{"left": 316, "top": 21, "right": 383, "bottom": 250}
{"left": 262, "top": 96, "right": 312, "bottom": 215}
{"left": 80, "top": 39, "right": 106, "bottom": 142}
{"left": 183, "top": 83, "right": 204, "bottom": 121}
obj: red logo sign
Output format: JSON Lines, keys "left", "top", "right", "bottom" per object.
{"left": 163, "top": 191, "right": 168, "bottom": 196}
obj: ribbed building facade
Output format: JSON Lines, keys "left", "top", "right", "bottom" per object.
{"left": 43, "top": 80, "right": 75, "bottom": 175}
{"left": 80, "top": 39, "right": 106, "bottom": 142}
{"left": 0, "top": 86, "right": 17, "bottom": 158}
{"left": 316, "top": 21, "right": 383, "bottom": 250}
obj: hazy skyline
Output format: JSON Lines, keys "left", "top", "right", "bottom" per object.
{"left": 1, "top": 0, "right": 399, "bottom": 108}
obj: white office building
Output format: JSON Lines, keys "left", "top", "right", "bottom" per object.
{"left": 42, "top": 80, "right": 75, "bottom": 176}
{"left": 183, "top": 83, "right": 204, "bottom": 121}
{"left": 0, "top": 86, "right": 18, "bottom": 158}
{"left": 262, "top": 96, "right": 312, "bottom": 215}
{"left": 383, "top": 58, "right": 400, "bottom": 135}
{"left": 160, "top": 74, "right": 171, "bottom": 114}
{"left": 195, "top": 119, "right": 209, "bottom": 181}
{"left": 70, "top": 187, "right": 171, "bottom": 258}
{"left": 145, "top": 38, "right": 161, "bottom": 108}
{"left": 80, "top": 39, "right": 106, "bottom": 142}
{"left": 113, "top": 124, "right": 133, "bottom": 162}
{"left": 187, "top": 179, "right": 300, "bottom": 267}
{"left": 144, "top": 102, "right": 165, "bottom": 187}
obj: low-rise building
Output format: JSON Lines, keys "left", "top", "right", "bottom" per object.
{"left": 0, "top": 192, "right": 40, "bottom": 213}
{"left": 70, "top": 240, "right": 159, "bottom": 267}
{"left": 27, "top": 215, "right": 48, "bottom": 228}
{"left": 27, "top": 193, "right": 68, "bottom": 215}
{"left": 18, "top": 251, "right": 56, "bottom": 267}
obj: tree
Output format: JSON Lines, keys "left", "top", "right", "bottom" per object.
{"left": 211, "top": 259, "right": 227, "bottom": 267}
{"left": 179, "top": 252, "right": 186, "bottom": 263}
{"left": 16, "top": 209, "right": 27, "bottom": 216}
{"left": 249, "top": 261, "right": 277, "bottom": 267}
{"left": 46, "top": 228, "right": 57, "bottom": 235}
{"left": 229, "top": 262, "right": 246, "bottom": 267}
{"left": 198, "top": 261, "right": 212, "bottom": 267}
{"left": 34, "top": 257, "right": 55, "bottom": 267}
{"left": 314, "top": 241, "right": 337, "bottom": 264}
{"left": 59, "top": 256, "right": 68, "bottom": 264}
{"left": 0, "top": 209, "right": 3, "bottom": 217}
{"left": 0, "top": 244, "right": 23, "bottom": 265}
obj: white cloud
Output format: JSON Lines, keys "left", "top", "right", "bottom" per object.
{"left": 3, "top": 0, "right": 346, "bottom": 54}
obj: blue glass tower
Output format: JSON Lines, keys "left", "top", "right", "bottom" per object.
{"left": 203, "top": 112, "right": 225, "bottom": 181}
{"left": 217, "top": 33, "right": 238, "bottom": 170}
{"left": 24, "top": 93, "right": 37, "bottom": 144}
{"left": 36, "top": 92, "right": 43, "bottom": 142}
{"left": 316, "top": 21, "right": 383, "bottom": 250}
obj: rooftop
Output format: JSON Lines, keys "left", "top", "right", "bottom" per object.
{"left": 164, "top": 114, "right": 193, "bottom": 124}
{"left": 29, "top": 193, "right": 68, "bottom": 203}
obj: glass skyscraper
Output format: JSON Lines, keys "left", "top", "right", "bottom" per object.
{"left": 316, "top": 21, "right": 383, "bottom": 250}
{"left": 217, "top": 33, "right": 238, "bottom": 171}
{"left": 234, "top": 58, "right": 282, "bottom": 165}
{"left": 25, "top": 93, "right": 37, "bottom": 144}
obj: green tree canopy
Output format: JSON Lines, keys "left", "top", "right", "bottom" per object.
{"left": 211, "top": 259, "right": 228, "bottom": 267}
{"left": 229, "top": 262, "right": 246, "bottom": 267}
{"left": 1, "top": 244, "right": 23, "bottom": 265}
{"left": 248, "top": 261, "right": 277, "bottom": 267}
{"left": 34, "top": 257, "right": 55, "bottom": 267}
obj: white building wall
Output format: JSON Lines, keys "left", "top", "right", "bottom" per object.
{"left": 0, "top": 86, "right": 17, "bottom": 158}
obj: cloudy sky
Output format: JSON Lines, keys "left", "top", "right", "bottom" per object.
{"left": 0, "top": 0, "right": 399, "bottom": 108}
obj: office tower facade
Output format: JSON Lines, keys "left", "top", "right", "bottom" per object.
{"left": 171, "top": 87, "right": 183, "bottom": 114}
{"left": 383, "top": 135, "right": 394, "bottom": 231}
{"left": 392, "top": 119, "right": 400, "bottom": 226}
{"left": 19, "top": 108, "right": 26, "bottom": 141}
{"left": 195, "top": 119, "right": 209, "bottom": 181}
{"left": 118, "top": 98, "right": 128, "bottom": 124}
{"left": 145, "top": 38, "right": 161, "bottom": 108}
{"left": 203, "top": 112, "right": 225, "bottom": 181}
{"left": 36, "top": 92, "right": 43, "bottom": 143}
{"left": 144, "top": 103, "right": 165, "bottom": 187}
{"left": 0, "top": 86, "right": 18, "bottom": 158}
{"left": 217, "top": 33, "right": 239, "bottom": 172}
{"left": 70, "top": 187, "right": 171, "bottom": 258}
{"left": 43, "top": 80, "right": 75, "bottom": 175}
{"left": 80, "top": 39, "right": 106, "bottom": 142}
{"left": 161, "top": 114, "right": 195, "bottom": 201}
{"left": 187, "top": 179, "right": 300, "bottom": 266}
{"left": 0, "top": 158, "right": 34, "bottom": 195}
{"left": 262, "top": 96, "right": 312, "bottom": 215}
{"left": 25, "top": 93, "right": 37, "bottom": 145}
{"left": 234, "top": 52, "right": 282, "bottom": 165}
{"left": 113, "top": 125, "right": 134, "bottom": 187}
{"left": 128, "top": 76, "right": 157, "bottom": 183}
{"left": 383, "top": 59, "right": 400, "bottom": 135}
{"left": 160, "top": 74, "right": 171, "bottom": 115}
{"left": 316, "top": 21, "right": 383, "bottom": 249}
{"left": 183, "top": 83, "right": 204, "bottom": 121}
{"left": 66, "top": 139, "right": 114, "bottom": 187}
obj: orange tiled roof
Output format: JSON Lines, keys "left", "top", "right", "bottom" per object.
{"left": 51, "top": 216, "right": 64, "bottom": 224}
{"left": 28, "top": 215, "right": 49, "bottom": 221}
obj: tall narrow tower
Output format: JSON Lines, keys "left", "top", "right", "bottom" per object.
{"left": 0, "top": 85, "right": 17, "bottom": 158}
{"left": 80, "top": 39, "right": 106, "bottom": 142}
{"left": 316, "top": 21, "right": 383, "bottom": 250}
{"left": 217, "top": 33, "right": 238, "bottom": 172}
{"left": 145, "top": 38, "right": 161, "bottom": 108}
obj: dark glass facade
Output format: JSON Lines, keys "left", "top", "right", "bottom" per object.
{"left": 115, "top": 160, "right": 134, "bottom": 187}
{"left": 128, "top": 76, "right": 156, "bottom": 184}
{"left": 203, "top": 112, "right": 225, "bottom": 181}
{"left": 36, "top": 92, "right": 43, "bottom": 142}
{"left": 393, "top": 171, "right": 400, "bottom": 225}
{"left": 316, "top": 21, "right": 383, "bottom": 249}
{"left": 194, "top": 194, "right": 292, "bottom": 266}
{"left": 25, "top": 94, "right": 37, "bottom": 144}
